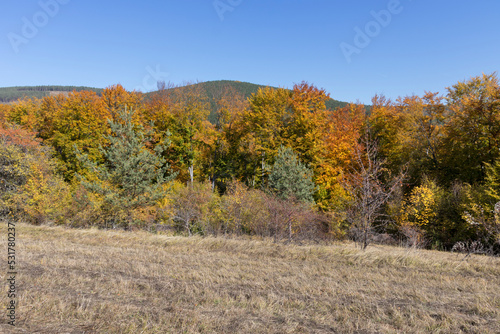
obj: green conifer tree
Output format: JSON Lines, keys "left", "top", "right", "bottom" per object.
{"left": 267, "top": 146, "right": 315, "bottom": 203}
{"left": 76, "top": 107, "right": 177, "bottom": 227}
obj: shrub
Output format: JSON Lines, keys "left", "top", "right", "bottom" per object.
{"left": 220, "top": 181, "right": 269, "bottom": 236}
{"left": 167, "top": 181, "right": 218, "bottom": 236}
{"left": 264, "top": 194, "right": 329, "bottom": 243}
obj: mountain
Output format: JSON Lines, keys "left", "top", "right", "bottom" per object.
{"left": 0, "top": 81, "right": 356, "bottom": 120}
{"left": 155, "top": 79, "right": 350, "bottom": 108}
{"left": 146, "top": 80, "right": 354, "bottom": 123}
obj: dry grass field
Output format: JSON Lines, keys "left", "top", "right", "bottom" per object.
{"left": 0, "top": 223, "right": 499, "bottom": 333}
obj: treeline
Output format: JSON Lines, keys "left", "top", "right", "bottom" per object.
{"left": 0, "top": 86, "right": 103, "bottom": 103}
{"left": 0, "top": 75, "right": 499, "bottom": 252}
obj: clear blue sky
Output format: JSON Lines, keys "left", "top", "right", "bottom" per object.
{"left": 1, "top": 0, "right": 499, "bottom": 104}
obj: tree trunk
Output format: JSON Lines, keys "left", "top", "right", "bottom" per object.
{"left": 186, "top": 219, "right": 192, "bottom": 236}
{"left": 261, "top": 151, "right": 265, "bottom": 189}
{"left": 362, "top": 224, "right": 368, "bottom": 250}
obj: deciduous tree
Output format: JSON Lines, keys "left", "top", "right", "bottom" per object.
{"left": 342, "top": 133, "right": 405, "bottom": 250}
{"left": 443, "top": 73, "right": 500, "bottom": 184}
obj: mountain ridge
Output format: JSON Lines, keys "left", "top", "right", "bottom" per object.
{"left": 0, "top": 81, "right": 357, "bottom": 116}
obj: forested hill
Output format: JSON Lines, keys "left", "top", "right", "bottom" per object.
{"left": 0, "top": 85, "right": 103, "bottom": 102}
{"left": 0, "top": 81, "right": 353, "bottom": 112}
{"left": 146, "top": 80, "right": 356, "bottom": 123}
{"left": 146, "top": 80, "right": 351, "bottom": 111}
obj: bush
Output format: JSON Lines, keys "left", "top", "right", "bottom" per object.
{"left": 220, "top": 181, "right": 269, "bottom": 236}
{"left": 393, "top": 178, "right": 473, "bottom": 250}
{"left": 264, "top": 194, "right": 329, "bottom": 242}
{"left": 164, "top": 180, "right": 330, "bottom": 242}
{"left": 167, "top": 181, "right": 218, "bottom": 236}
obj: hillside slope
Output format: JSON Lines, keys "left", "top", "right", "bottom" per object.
{"left": 1, "top": 81, "right": 352, "bottom": 111}
{"left": 149, "top": 80, "right": 350, "bottom": 108}
{"left": 2, "top": 223, "right": 499, "bottom": 333}
{"left": 147, "top": 80, "right": 354, "bottom": 123}
{"left": 183, "top": 80, "right": 349, "bottom": 109}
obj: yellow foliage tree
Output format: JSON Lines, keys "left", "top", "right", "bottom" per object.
{"left": 0, "top": 124, "right": 70, "bottom": 224}
{"left": 242, "top": 82, "right": 329, "bottom": 188}
{"left": 16, "top": 163, "right": 71, "bottom": 224}
{"left": 400, "top": 184, "right": 437, "bottom": 228}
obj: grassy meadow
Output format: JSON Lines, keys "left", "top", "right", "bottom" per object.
{"left": 0, "top": 223, "right": 499, "bottom": 333}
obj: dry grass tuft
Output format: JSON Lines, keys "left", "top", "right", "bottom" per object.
{"left": 0, "top": 223, "right": 499, "bottom": 333}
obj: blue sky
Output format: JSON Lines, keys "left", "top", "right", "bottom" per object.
{"left": 1, "top": 0, "right": 499, "bottom": 104}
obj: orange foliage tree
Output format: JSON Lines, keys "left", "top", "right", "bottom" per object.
{"left": 315, "top": 103, "right": 366, "bottom": 211}
{"left": 240, "top": 82, "right": 329, "bottom": 188}
{"left": 369, "top": 93, "right": 445, "bottom": 186}
{"left": 6, "top": 98, "right": 40, "bottom": 131}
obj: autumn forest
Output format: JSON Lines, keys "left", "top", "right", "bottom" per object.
{"left": 1, "top": 74, "right": 500, "bottom": 253}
